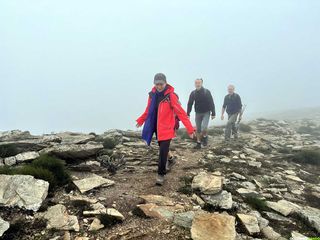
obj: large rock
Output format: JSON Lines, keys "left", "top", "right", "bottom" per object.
{"left": 139, "top": 194, "right": 175, "bottom": 206}
{"left": 56, "top": 132, "right": 96, "bottom": 144}
{"left": 3, "top": 151, "right": 40, "bottom": 165}
{"left": 40, "top": 142, "right": 103, "bottom": 160}
{"left": 173, "top": 211, "right": 195, "bottom": 229}
{"left": 237, "top": 214, "right": 260, "bottom": 235}
{"left": 135, "top": 203, "right": 175, "bottom": 221}
{"left": 192, "top": 172, "right": 223, "bottom": 194}
{"left": 266, "top": 200, "right": 301, "bottom": 216}
{"left": 73, "top": 173, "right": 115, "bottom": 193}
{"left": 0, "top": 175, "right": 49, "bottom": 211}
{"left": 106, "top": 208, "right": 125, "bottom": 221}
{"left": 0, "top": 217, "right": 10, "bottom": 237}
{"left": 0, "top": 130, "right": 32, "bottom": 141}
{"left": 297, "top": 206, "right": 320, "bottom": 233}
{"left": 201, "top": 191, "right": 233, "bottom": 210}
{"left": 191, "top": 212, "right": 236, "bottom": 240}
{"left": 40, "top": 204, "right": 79, "bottom": 231}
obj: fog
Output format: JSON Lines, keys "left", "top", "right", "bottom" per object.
{"left": 1, "top": 0, "right": 319, "bottom": 134}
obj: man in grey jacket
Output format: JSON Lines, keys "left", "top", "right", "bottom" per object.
{"left": 221, "top": 84, "right": 243, "bottom": 141}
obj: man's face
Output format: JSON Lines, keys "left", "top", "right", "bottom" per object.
{"left": 155, "top": 83, "right": 166, "bottom": 92}
{"left": 228, "top": 85, "right": 235, "bottom": 94}
{"left": 195, "top": 79, "right": 203, "bottom": 90}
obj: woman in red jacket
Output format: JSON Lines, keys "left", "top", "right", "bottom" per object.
{"left": 136, "top": 73, "right": 195, "bottom": 185}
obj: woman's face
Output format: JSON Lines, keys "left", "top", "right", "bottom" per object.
{"left": 155, "top": 83, "right": 166, "bottom": 92}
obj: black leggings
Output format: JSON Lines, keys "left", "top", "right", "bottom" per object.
{"left": 158, "top": 139, "right": 171, "bottom": 176}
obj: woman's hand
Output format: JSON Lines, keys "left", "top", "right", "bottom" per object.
{"left": 189, "top": 132, "right": 196, "bottom": 139}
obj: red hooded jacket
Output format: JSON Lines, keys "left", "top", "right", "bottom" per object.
{"left": 136, "top": 84, "right": 195, "bottom": 141}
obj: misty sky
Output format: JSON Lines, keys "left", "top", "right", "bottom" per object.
{"left": 1, "top": 0, "right": 320, "bottom": 134}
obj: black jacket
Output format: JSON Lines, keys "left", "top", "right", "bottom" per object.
{"left": 223, "top": 93, "right": 242, "bottom": 115}
{"left": 187, "top": 87, "right": 216, "bottom": 116}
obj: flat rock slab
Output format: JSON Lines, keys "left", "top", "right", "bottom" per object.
{"left": 266, "top": 199, "right": 301, "bottom": 216}
{"left": 40, "top": 204, "right": 79, "bottom": 231}
{"left": 106, "top": 208, "right": 125, "bottom": 221}
{"left": 297, "top": 206, "right": 320, "bottom": 233}
{"left": 0, "top": 217, "right": 10, "bottom": 237}
{"left": 139, "top": 194, "right": 175, "bottom": 206}
{"left": 56, "top": 132, "right": 96, "bottom": 144}
{"left": 191, "top": 212, "right": 236, "bottom": 240}
{"left": 192, "top": 172, "right": 223, "bottom": 195}
{"left": 201, "top": 190, "right": 233, "bottom": 210}
{"left": 40, "top": 142, "right": 103, "bottom": 160}
{"left": 135, "top": 203, "right": 175, "bottom": 221}
{"left": 237, "top": 214, "right": 260, "bottom": 235}
{"left": 73, "top": 173, "right": 115, "bottom": 193}
{"left": 0, "top": 174, "right": 49, "bottom": 211}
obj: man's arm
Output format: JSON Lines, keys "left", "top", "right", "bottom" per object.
{"left": 136, "top": 96, "right": 152, "bottom": 126}
{"left": 207, "top": 90, "right": 216, "bottom": 117}
{"left": 238, "top": 94, "right": 243, "bottom": 119}
{"left": 221, "top": 96, "right": 227, "bottom": 120}
{"left": 187, "top": 91, "right": 195, "bottom": 116}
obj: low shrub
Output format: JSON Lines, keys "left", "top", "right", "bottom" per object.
{"left": 239, "top": 123, "right": 252, "bottom": 132}
{"left": 207, "top": 127, "right": 224, "bottom": 135}
{"left": 102, "top": 137, "right": 117, "bottom": 149}
{"left": 31, "top": 154, "right": 70, "bottom": 186}
{"left": 244, "top": 196, "right": 268, "bottom": 211}
{"left": 0, "top": 144, "right": 19, "bottom": 158}
{"left": 291, "top": 149, "right": 320, "bottom": 166}
{"left": 0, "top": 154, "right": 70, "bottom": 191}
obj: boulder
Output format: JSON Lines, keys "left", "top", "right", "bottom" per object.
{"left": 266, "top": 199, "right": 301, "bottom": 216}
{"left": 201, "top": 190, "right": 233, "bottom": 210}
{"left": 3, "top": 151, "right": 40, "bottom": 165}
{"left": 0, "top": 217, "right": 10, "bottom": 237}
{"left": 237, "top": 214, "right": 260, "bottom": 235}
{"left": 173, "top": 211, "right": 195, "bottom": 229}
{"left": 191, "top": 212, "right": 236, "bottom": 240}
{"left": 40, "top": 142, "right": 103, "bottom": 160}
{"left": 40, "top": 204, "right": 79, "bottom": 231}
{"left": 0, "top": 174, "right": 49, "bottom": 211}
{"left": 73, "top": 173, "right": 115, "bottom": 193}
{"left": 296, "top": 206, "right": 320, "bottom": 233}
{"left": 192, "top": 172, "right": 223, "bottom": 194}
{"left": 0, "top": 130, "right": 32, "bottom": 141}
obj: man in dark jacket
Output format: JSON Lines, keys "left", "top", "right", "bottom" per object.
{"left": 187, "top": 78, "right": 216, "bottom": 149}
{"left": 221, "top": 84, "right": 243, "bottom": 141}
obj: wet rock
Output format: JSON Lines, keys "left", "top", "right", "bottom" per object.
{"left": 40, "top": 142, "right": 103, "bottom": 160}
{"left": 201, "top": 190, "right": 233, "bottom": 210}
{"left": 237, "top": 214, "right": 260, "bottom": 235}
{"left": 40, "top": 204, "right": 79, "bottom": 231}
{"left": 173, "top": 211, "right": 195, "bottom": 229}
{"left": 89, "top": 218, "right": 104, "bottom": 232}
{"left": 192, "top": 172, "right": 223, "bottom": 194}
{"left": 191, "top": 212, "right": 236, "bottom": 240}
{"left": 296, "top": 206, "right": 320, "bottom": 233}
{"left": 0, "top": 174, "right": 49, "bottom": 211}
{"left": 73, "top": 173, "right": 115, "bottom": 193}
{"left": 0, "top": 217, "right": 10, "bottom": 237}
{"left": 266, "top": 199, "right": 301, "bottom": 216}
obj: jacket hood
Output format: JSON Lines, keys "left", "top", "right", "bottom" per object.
{"left": 151, "top": 84, "right": 174, "bottom": 95}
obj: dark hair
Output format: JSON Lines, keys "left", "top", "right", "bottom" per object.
{"left": 196, "top": 78, "right": 203, "bottom": 82}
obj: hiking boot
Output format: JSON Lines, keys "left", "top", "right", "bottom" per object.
{"left": 166, "top": 156, "right": 177, "bottom": 172}
{"left": 202, "top": 136, "right": 208, "bottom": 146}
{"left": 194, "top": 142, "right": 201, "bottom": 149}
{"left": 156, "top": 174, "right": 165, "bottom": 186}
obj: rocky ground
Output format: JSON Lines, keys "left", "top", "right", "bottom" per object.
{"left": 0, "top": 118, "right": 319, "bottom": 240}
